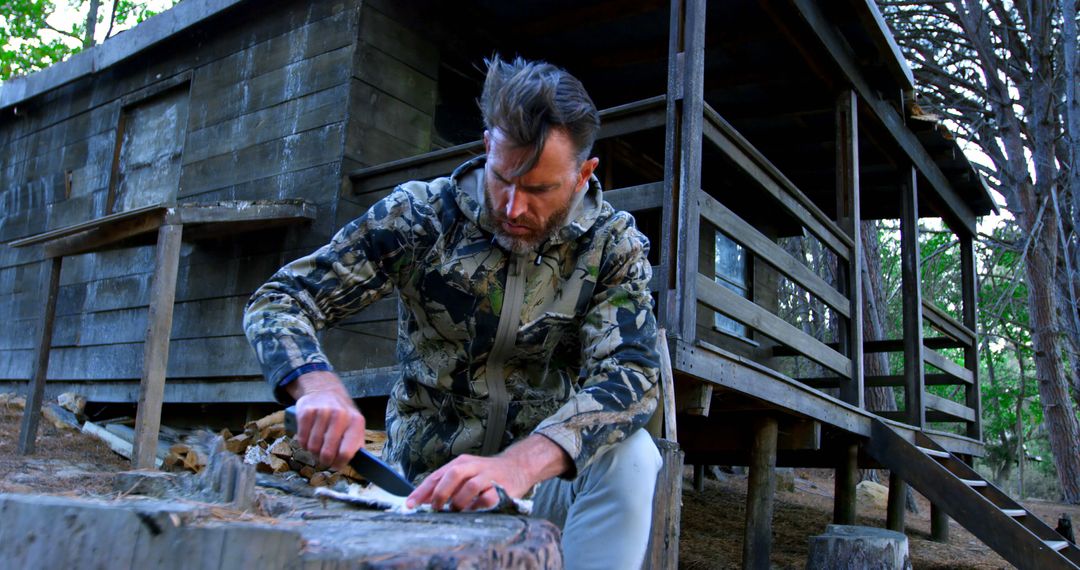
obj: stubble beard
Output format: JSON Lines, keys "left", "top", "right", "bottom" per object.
{"left": 483, "top": 185, "right": 571, "bottom": 255}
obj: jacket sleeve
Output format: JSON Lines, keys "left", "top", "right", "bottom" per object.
{"left": 243, "top": 186, "right": 436, "bottom": 403}
{"left": 532, "top": 215, "right": 660, "bottom": 477}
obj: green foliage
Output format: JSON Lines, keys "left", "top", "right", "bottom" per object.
{"left": 0, "top": 0, "right": 173, "bottom": 81}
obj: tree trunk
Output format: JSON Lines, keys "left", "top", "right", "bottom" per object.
{"left": 861, "top": 221, "right": 896, "bottom": 414}
{"left": 83, "top": 0, "right": 100, "bottom": 47}
{"left": 1019, "top": 188, "right": 1080, "bottom": 504}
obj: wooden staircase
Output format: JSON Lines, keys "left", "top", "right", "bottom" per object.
{"left": 867, "top": 419, "right": 1080, "bottom": 569}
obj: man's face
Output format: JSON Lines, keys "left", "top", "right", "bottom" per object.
{"left": 483, "top": 127, "right": 599, "bottom": 254}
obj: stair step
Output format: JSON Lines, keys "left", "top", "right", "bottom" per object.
{"left": 961, "top": 479, "right": 987, "bottom": 487}
{"left": 1046, "top": 540, "right": 1069, "bottom": 552}
{"left": 917, "top": 446, "right": 950, "bottom": 459}
{"left": 1000, "top": 509, "right": 1026, "bottom": 517}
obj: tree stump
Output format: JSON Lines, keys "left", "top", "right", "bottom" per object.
{"left": 806, "top": 525, "right": 911, "bottom": 570}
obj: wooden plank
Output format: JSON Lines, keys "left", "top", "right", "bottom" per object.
{"left": 9, "top": 204, "right": 165, "bottom": 247}
{"left": 960, "top": 232, "right": 981, "bottom": 440}
{"left": 702, "top": 103, "right": 852, "bottom": 259}
{"left": 924, "top": 393, "right": 976, "bottom": 423}
{"left": 645, "top": 438, "right": 683, "bottom": 569}
{"left": 17, "top": 256, "right": 61, "bottom": 454}
{"left": 923, "top": 348, "right": 975, "bottom": 385}
{"left": 744, "top": 415, "right": 779, "bottom": 569}
{"left": 359, "top": 3, "right": 439, "bottom": 79}
{"left": 886, "top": 471, "right": 907, "bottom": 532}
{"left": 696, "top": 274, "right": 851, "bottom": 377}
{"left": 180, "top": 122, "right": 345, "bottom": 198}
{"left": 922, "top": 300, "right": 976, "bottom": 346}
{"left": 167, "top": 201, "right": 316, "bottom": 226}
{"left": 182, "top": 84, "right": 349, "bottom": 165}
{"left": 789, "top": 0, "right": 977, "bottom": 234}
{"left": 347, "top": 80, "right": 433, "bottom": 150}
{"left": 132, "top": 223, "right": 182, "bottom": 469}
{"left": 658, "top": 329, "right": 678, "bottom": 441}
{"left": 605, "top": 182, "right": 664, "bottom": 213}
{"left": 900, "top": 170, "right": 925, "bottom": 427}
{"left": 354, "top": 44, "right": 437, "bottom": 115}
{"left": 834, "top": 440, "right": 859, "bottom": 524}
{"left": 699, "top": 192, "right": 851, "bottom": 318}
{"left": 835, "top": 90, "right": 863, "bottom": 408}
{"left": 801, "top": 373, "right": 962, "bottom": 388}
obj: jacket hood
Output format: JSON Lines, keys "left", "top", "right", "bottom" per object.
{"left": 449, "top": 155, "right": 605, "bottom": 250}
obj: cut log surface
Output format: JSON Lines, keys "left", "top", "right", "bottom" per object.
{"left": 0, "top": 492, "right": 562, "bottom": 569}
{"left": 807, "top": 525, "right": 912, "bottom": 570}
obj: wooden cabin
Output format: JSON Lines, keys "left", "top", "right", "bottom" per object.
{"left": 5, "top": 0, "right": 1078, "bottom": 567}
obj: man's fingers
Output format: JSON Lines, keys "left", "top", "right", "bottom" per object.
{"left": 430, "top": 463, "right": 477, "bottom": 511}
{"left": 452, "top": 476, "right": 492, "bottom": 511}
{"left": 307, "top": 408, "right": 332, "bottom": 461}
{"left": 471, "top": 486, "right": 500, "bottom": 511}
{"left": 331, "top": 415, "right": 366, "bottom": 471}
{"left": 318, "top": 409, "right": 345, "bottom": 466}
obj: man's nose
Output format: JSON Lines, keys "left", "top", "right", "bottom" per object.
{"left": 505, "top": 186, "right": 528, "bottom": 220}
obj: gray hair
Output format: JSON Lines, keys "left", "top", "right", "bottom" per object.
{"left": 479, "top": 55, "right": 600, "bottom": 176}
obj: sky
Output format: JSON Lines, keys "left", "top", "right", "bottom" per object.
{"left": 43, "top": 0, "right": 176, "bottom": 48}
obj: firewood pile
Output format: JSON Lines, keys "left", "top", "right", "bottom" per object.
{"left": 162, "top": 409, "right": 389, "bottom": 489}
{"left": 3, "top": 392, "right": 388, "bottom": 489}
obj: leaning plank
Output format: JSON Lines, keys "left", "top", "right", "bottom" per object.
{"left": 83, "top": 421, "right": 163, "bottom": 467}
{"left": 17, "top": 256, "right": 61, "bottom": 454}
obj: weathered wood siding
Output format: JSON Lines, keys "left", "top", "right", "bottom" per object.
{"left": 0, "top": 0, "right": 365, "bottom": 397}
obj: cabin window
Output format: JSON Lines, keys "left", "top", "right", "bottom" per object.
{"left": 714, "top": 232, "right": 749, "bottom": 336}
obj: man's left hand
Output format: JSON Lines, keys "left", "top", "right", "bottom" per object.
{"left": 406, "top": 434, "right": 570, "bottom": 511}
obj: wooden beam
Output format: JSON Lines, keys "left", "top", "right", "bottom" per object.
{"left": 923, "top": 348, "right": 975, "bottom": 385}
{"left": 743, "top": 415, "right": 778, "bottom": 569}
{"left": 666, "top": 0, "right": 706, "bottom": 341}
{"left": 960, "top": 232, "right": 982, "bottom": 440}
{"left": 165, "top": 201, "right": 316, "bottom": 225}
{"left": 17, "top": 257, "right": 62, "bottom": 454}
{"left": 931, "top": 503, "right": 950, "bottom": 542}
{"left": 835, "top": 90, "right": 863, "bottom": 408}
{"left": 800, "top": 373, "right": 965, "bottom": 389}
{"left": 790, "top": 0, "right": 977, "bottom": 234}
{"left": 921, "top": 300, "right": 976, "bottom": 347}
{"left": 900, "top": 169, "right": 925, "bottom": 427}
{"left": 886, "top": 471, "right": 907, "bottom": 532}
{"left": 44, "top": 211, "right": 166, "bottom": 258}
{"left": 696, "top": 275, "right": 851, "bottom": 377}
{"left": 605, "top": 182, "right": 665, "bottom": 213}
{"left": 698, "top": 192, "right": 851, "bottom": 318}
{"left": 834, "top": 440, "right": 858, "bottom": 525}
{"left": 701, "top": 105, "right": 852, "bottom": 260}
{"left": 131, "top": 223, "right": 183, "bottom": 469}
{"left": 924, "top": 393, "right": 976, "bottom": 423}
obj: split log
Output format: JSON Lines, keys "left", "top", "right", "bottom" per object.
{"left": 807, "top": 525, "right": 911, "bottom": 570}
{"left": 225, "top": 433, "right": 252, "bottom": 454}
{"left": 57, "top": 392, "right": 87, "bottom": 418}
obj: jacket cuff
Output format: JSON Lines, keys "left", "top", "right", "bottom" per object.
{"left": 272, "top": 362, "right": 333, "bottom": 404}
{"left": 533, "top": 425, "right": 583, "bottom": 480}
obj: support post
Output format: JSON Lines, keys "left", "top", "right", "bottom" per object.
{"left": 694, "top": 464, "right": 705, "bottom": 492}
{"left": 660, "top": 0, "right": 706, "bottom": 340}
{"left": 18, "top": 256, "right": 63, "bottom": 454}
{"left": 743, "top": 415, "right": 778, "bottom": 569}
{"left": 960, "top": 232, "right": 981, "bottom": 440}
{"left": 833, "top": 441, "right": 858, "bottom": 524}
{"left": 132, "top": 223, "right": 183, "bottom": 468}
{"left": 930, "top": 503, "right": 949, "bottom": 542}
{"left": 886, "top": 471, "right": 907, "bottom": 532}
{"left": 835, "top": 90, "right": 863, "bottom": 408}
{"left": 899, "top": 169, "right": 924, "bottom": 427}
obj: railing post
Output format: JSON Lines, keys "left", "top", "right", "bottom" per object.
{"left": 960, "top": 231, "right": 981, "bottom": 440}
{"left": 900, "top": 168, "right": 925, "bottom": 428}
{"left": 835, "top": 90, "right": 863, "bottom": 408}
{"left": 661, "top": 0, "right": 706, "bottom": 341}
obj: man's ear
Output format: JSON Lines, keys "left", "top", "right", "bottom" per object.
{"left": 483, "top": 130, "right": 491, "bottom": 154}
{"left": 577, "top": 157, "right": 600, "bottom": 192}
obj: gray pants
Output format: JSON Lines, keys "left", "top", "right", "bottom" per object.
{"left": 531, "top": 428, "right": 663, "bottom": 570}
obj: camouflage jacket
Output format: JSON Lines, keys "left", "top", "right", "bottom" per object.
{"left": 244, "top": 157, "right": 659, "bottom": 481}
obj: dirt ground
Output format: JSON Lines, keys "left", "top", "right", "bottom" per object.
{"left": 2, "top": 402, "right": 1077, "bottom": 569}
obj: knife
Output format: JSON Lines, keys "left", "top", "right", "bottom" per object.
{"left": 283, "top": 406, "right": 415, "bottom": 497}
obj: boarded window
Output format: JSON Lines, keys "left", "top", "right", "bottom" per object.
{"left": 110, "top": 85, "right": 190, "bottom": 212}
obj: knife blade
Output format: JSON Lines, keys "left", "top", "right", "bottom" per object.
{"left": 283, "top": 406, "right": 415, "bottom": 497}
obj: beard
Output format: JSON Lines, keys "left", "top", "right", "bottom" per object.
{"left": 483, "top": 185, "right": 571, "bottom": 254}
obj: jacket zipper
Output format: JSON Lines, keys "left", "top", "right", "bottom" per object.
{"left": 480, "top": 253, "right": 526, "bottom": 456}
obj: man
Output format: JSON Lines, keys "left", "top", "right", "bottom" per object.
{"left": 244, "top": 56, "right": 661, "bottom": 568}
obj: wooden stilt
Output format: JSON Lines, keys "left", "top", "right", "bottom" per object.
{"left": 886, "top": 471, "right": 907, "bottom": 532}
{"left": 694, "top": 464, "right": 705, "bottom": 492}
{"left": 132, "top": 223, "right": 183, "bottom": 469}
{"left": 645, "top": 439, "right": 683, "bottom": 570}
{"left": 743, "top": 415, "right": 778, "bottom": 569}
{"left": 18, "top": 257, "right": 63, "bottom": 454}
{"left": 833, "top": 441, "right": 858, "bottom": 524}
{"left": 931, "top": 503, "right": 949, "bottom": 542}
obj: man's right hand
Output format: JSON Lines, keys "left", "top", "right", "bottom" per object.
{"left": 286, "top": 370, "right": 366, "bottom": 470}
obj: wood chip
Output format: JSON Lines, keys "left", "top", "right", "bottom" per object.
{"left": 299, "top": 465, "right": 316, "bottom": 479}
{"left": 225, "top": 434, "right": 251, "bottom": 454}
{"left": 254, "top": 410, "right": 285, "bottom": 431}
{"left": 268, "top": 437, "right": 292, "bottom": 458}
{"left": 309, "top": 472, "right": 329, "bottom": 487}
